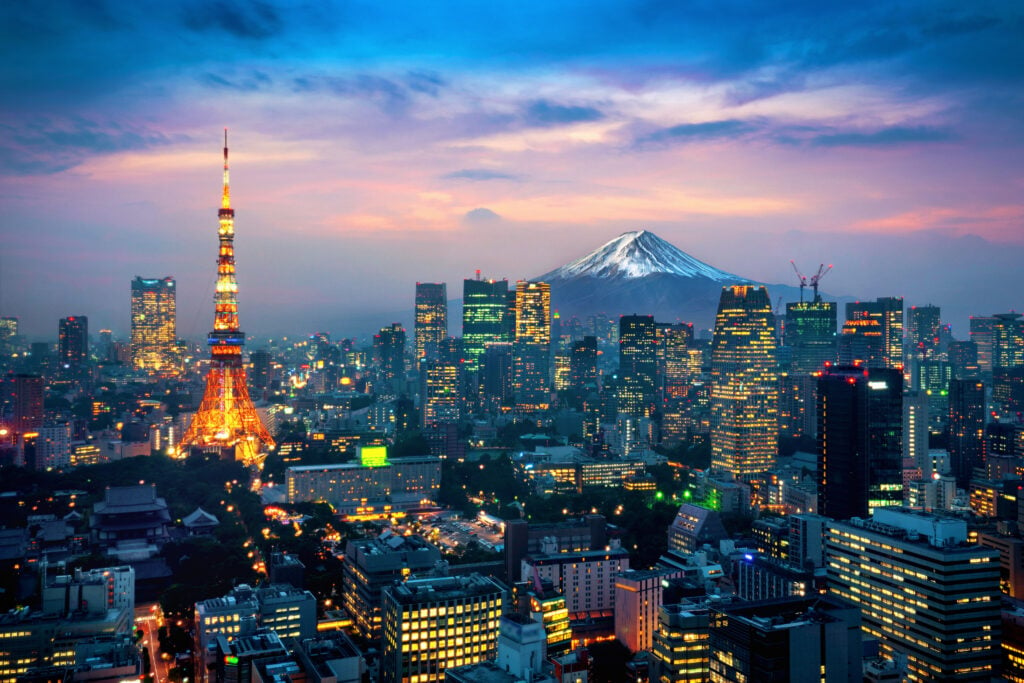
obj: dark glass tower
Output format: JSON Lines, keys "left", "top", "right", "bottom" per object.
{"left": 462, "top": 276, "right": 509, "bottom": 373}
{"left": 844, "top": 297, "right": 903, "bottom": 369}
{"left": 817, "top": 365, "right": 903, "bottom": 520}
{"left": 784, "top": 300, "right": 837, "bottom": 373}
{"left": 618, "top": 315, "right": 657, "bottom": 419}
{"left": 947, "top": 378, "right": 986, "bottom": 486}
{"left": 58, "top": 315, "right": 88, "bottom": 375}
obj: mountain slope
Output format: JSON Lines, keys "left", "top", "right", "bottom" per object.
{"left": 536, "top": 230, "right": 797, "bottom": 328}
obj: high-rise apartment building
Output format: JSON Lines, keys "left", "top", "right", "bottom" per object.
{"left": 826, "top": 509, "right": 1000, "bottom": 682}
{"left": 567, "top": 336, "right": 598, "bottom": 401}
{"left": 844, "top": 297, "right": 903, "bottom": 369}
{"left": 817, "top": 365, "right": 903, "bottom": 520}
{"left": 784, "top": 300, "right": 837, "bottom": 373}
{"left": 709, "top": 286, "right": 778, "bottom": 479}
{"left": 948, "top": 379, "right": 986, "bottom": 486}
{"left": 462, "top": 276, "right": 509, "bottom": 374}
{"left": 512, "top": 281, "right": 551, "bottom": 412}
{"left": 130, "top": 276, "right": 177, "bottom": 373}
{"left": 414, "top": 283, "right": 447, "bottom": 367}
{"left": 58, "top": 316, "right": 88, "bottom": 375}
{"left": 659, "top": 322, "right": 693, "bottom": 400}
{"left": 380, "top": 574, "right": 505, "bottom": 683}
{"left": 618, "top": 315, "right": 657, "bottom": 419}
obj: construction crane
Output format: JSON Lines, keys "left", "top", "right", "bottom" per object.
{"left": 790, "top": 261, "right": 808, "bottom": 303}
{"left": 790, "top": 261, "right": 834, "bottom": 303}
{"left": 809, "top": 263, "right": 833, "bottom": 302}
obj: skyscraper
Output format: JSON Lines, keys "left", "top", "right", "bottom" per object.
{"left": 947, "top": 379, "right": 986, "bottom": 486}
{"left": 907, "top": 304, "right": 941, "bottom": 360}
{"left": 179, "top": 132, "right": 275, "bottom": 467}
{"left": 512, "top": 281, "right": 551, "bottom": 412}
{"left": 462, "top": 276, "right": 509, "bottom": 374}
{"left": 970, "top": 316, "right": 996, "bottom": 375}
{"left": 844, "top": 297, "right": 903, "bottom": 369}
{"left": 413, "top": 282, "right": 447, "bottom": 367}
{"left": 58, "top": 316, "right": 88, "bottom": 375}
{"left": 993, "top": 312, "right": 1024, "bottom": 369}
{"left": 817, "top": 365, "right": 903, "bottom": 520}
{"left": 709, "top": 286, "right": 778, "bottom": 480}
{"left": 784, "top": 300, "right": 837, "bottom": 373}
{"left": 374, "top": 323, "right": 406, "bottom": 395}
{"left": 130, "top": 276, "right": 177, "bottom": 374}
{"left": 618, "top": 315, "right": 657, "bottom": 419}
{"left": 420, "top": 360, "right": 460, "bottom": 426}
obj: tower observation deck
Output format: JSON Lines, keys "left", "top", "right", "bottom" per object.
{"left": 179, "top": 131, "right": 275, "bottom": 467}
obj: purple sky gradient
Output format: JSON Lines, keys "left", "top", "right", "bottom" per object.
{"left": 2, "top": 1, "right": 1022, "bottom": 340}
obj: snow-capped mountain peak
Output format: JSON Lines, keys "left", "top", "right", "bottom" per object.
{"left": 541, "top": 230, "right": 739, "bottom": 282}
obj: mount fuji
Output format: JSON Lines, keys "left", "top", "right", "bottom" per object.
{"left": 536, "top": 230, "right": 803, "bottom": 328}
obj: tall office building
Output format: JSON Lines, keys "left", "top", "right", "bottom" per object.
{"left": 844, "top": 297, "right": 903, "bottom": 369}
{"left": 838, "top": 316, "right": 884, "bottom": 367}
{"left": 130, "top": 276, "right": 177, "bottom": 373}
{"left": 949, "top": 340, "right": 980, "bottom": 379}
{"left": 784, "top": 300, "right": 837, "bottom": 373}
{"left": 380, "top": 574, "right": 505, "bottom": 683}
{"left": 568, "top": 336, "right": 598, "bottom": 401}
{"left": 948, "top": 379, "right": 986, "bottom": 486}
{"left": 970, "top": 316, "right": 996, "bottom": 375}
{"left": 907, "top": 304, "right": 941, "bottom": 360}
{"left": 179, "top": 133, "right": 275, "bottom": 467}
{"left": 659, "top": 322, "right": 693, "bottom": 400}
{"left": 420, "top": 360, "right": 460, "bottom": 426}
{"left": 414, "top": 283, "right": 447, "bottom": 367}
{"left": 462, "top": 276, "right": 509, "bottom": 373}
{"left": 512, "top": 281, "right": 551, "bottom": 412}
{"left": 0, "top": 317, "right": 16, "bottom": 356}
{"left": 709, "top": 286, "right": 778, "bottom": 480}
{"left": 817, "top": 365, "right": 903, "bottom": 520}
{"left": 993, "top": 312, "right": 1024, "bottom": 369}
{"left": 826, "top": 509, "right": 1000, "bottom": 681}
{"left": 58, "top": 316, "right": 88, "bottom": 375}
{"left": 374, "top": 323, "right": 406, "bottom": 395}
{"left": 902, "top": 390, "right": 930, "bottom": 473}
{"left": 2, "top": 373, "right": 44, "bottom": 435}
{"left": 618, "top": 315, "right": 657, "bottom": 419}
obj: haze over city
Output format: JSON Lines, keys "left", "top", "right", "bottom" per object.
{"left": 2, "top": 0, "right": 1023, "bottom": 338}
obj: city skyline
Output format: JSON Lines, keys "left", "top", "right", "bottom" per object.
{"left": 2, "top": 1, "right": 1023, "bottom": 339}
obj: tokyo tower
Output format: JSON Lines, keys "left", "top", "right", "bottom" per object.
{"left": 180, "top": 131, "right": 275, "bottom": 467}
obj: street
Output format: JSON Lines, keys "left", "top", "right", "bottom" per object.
{"left": 135, "top": 602, "right": 173, "bottom": 683}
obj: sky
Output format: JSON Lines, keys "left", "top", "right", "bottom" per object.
{"left": 2, "top": 0, "right": 1023, "bottom": 341}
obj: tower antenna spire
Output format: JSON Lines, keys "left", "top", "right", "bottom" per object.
{"left": 222, "top": 128, "right": 231, "bottom": 210}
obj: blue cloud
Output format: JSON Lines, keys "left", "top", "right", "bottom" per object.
{"left": 0, "top": 119, "right": 190, "bottom": 176}
{"left": 636, "top": 119, "right": 755, "bottom": 146}
{"left": 443, "top": 169, "right": 520, "bottom": 181}
{"left": 180, "top": 0, "right": 283, "bottom": 39}
{"left": 810, "top": 126, "right": 956, "bottom": 148}
{"left": 523, "top": 100, "right": 605, "bottom": 127}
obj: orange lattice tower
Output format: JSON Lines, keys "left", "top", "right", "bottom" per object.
{"left": 180, "top": 131, "right": 275, "bottom": 467}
